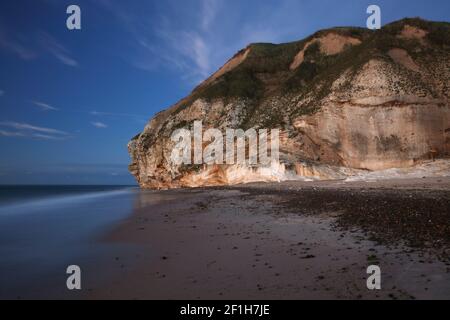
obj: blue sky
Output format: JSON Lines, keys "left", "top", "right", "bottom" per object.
{"left": 0, "top": 0, "right": 449, "bottom": 185}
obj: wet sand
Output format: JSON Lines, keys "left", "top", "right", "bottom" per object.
{"left": 86, "top": 177, "right": 450, "bottom": 299}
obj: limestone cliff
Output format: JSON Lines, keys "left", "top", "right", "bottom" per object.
{"left": 129, "top": 18, "right": 450, "bottom": 189}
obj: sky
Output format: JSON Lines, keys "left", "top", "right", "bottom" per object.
{"left": 0, "top": 0, "right": 449, "bottom": 185}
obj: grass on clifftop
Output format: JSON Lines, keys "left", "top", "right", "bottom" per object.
{"left": 162, "top": 18, "right": 449, "bottom": 130}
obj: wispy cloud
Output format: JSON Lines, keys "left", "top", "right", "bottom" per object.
{"left": 0, "top": 90, "right": 4, "bottom": 96}
{"left": 0, "top": 27, "right": 36, "bottom": 60}
{"left": 144, "top": 28, "right": 211, "bottom": 80}
{"left": 0, "top": 121, "right": 68, "bottom": 135}
{"left": 0, "top": 39, "right": 36, "bottom": 60}
{"left": 31, "top": 101, "right": 58, "bottom": 111}
{"left": 0, "top": 130, "right": 25, "bottom": 137}
{"left": 91, "top": 121, "right": 108, "bottom": 128}
{"left": 200, "top": 0, "right": 220, "bottom": 31}
{"left": 96, "top": 0, "right": 215, "bottom": 81}
{"left": 94, "top": 0, "right": 299, "bottom": 84}
{"left": 175, "top": 31, "right": 210, "bottom": 78}
{"left": 0, "top": 24, "right": 78, "bottom": 66}
{"left": 0, "top": 121, "right": 70, "bottom": 140}
{"left": 37, "top": 32, "right": 78, "bottom": 67}
{"left": 95, "top": 0, "right": 311, "bottom": 84}
{"left": 31, "top": 133, "right": 67, "bottom": 140}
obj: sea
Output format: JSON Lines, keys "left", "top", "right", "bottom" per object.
{"left": 0, "top": 185, "right": 140, "bottom": 299}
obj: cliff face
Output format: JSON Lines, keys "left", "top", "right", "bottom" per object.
{"left": 129, "top": 18, "right": 450, "bottom": 189}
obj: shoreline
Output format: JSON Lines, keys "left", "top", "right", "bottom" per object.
{"left": 85, "top": 177, "right": 450, "bottom": 299}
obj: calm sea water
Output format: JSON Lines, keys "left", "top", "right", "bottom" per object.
{"left": 0, "top": 185, "right": 140, "bottom": 299}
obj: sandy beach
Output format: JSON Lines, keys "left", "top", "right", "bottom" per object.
{"left": 83, "top": 177, "right": 450, "bottom": 300}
